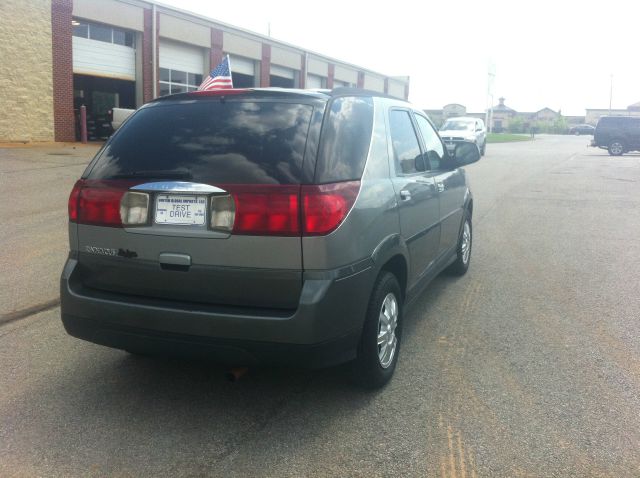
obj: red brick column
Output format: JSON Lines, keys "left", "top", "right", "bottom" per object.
{"left": 210, "top": 28, "right": 223, "bottom": 72}
{"left": 260, "top": 44, "right": 271, "bottom": 87}
{"left": 142, "top": 8, "right": 153, "bottom": 103}
{"left": 327, "top": 64, "right": 334, "bottom": 89}
{"left": 357, "top": 71, "right": 365, "bottom": 89}
{"left": 51, "top": 0, "right": 74, "bottom": 142}
{"left": 155, "top": 14, "right": 160, "bottom": 97}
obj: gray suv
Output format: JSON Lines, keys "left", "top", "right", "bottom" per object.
{"left": 61, "top": 88, "right": 480, "bottom": 388}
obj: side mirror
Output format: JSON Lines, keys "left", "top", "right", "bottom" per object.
{"left": 453, "top": 141, "right": 481, "bottom": 167}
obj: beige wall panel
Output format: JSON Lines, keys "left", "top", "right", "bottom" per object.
{"left": 364, "top": 74, "right": 384, "bottom": 92}
{"left": 307, "top": 58, "right": 328, "bottom": 76}
{"left": 388, "top": 80, "right": 405, "bottom": 99}
{"left": 271, "top": 46, "right": 300, "bottom": 69}
{"left": 223, "top": 32, "right": 261, "bottom": 60}
{"left": 74, "top": 0, "right": 143, "bottom": 31}
{"left": 160, "top": 13, "right": 210, "bottom": 48}
{"left": 0, "top": 0, "right": 54, "bottom": 141}
{"left": 333, "top": 65, "right": 358, "bottom": 84}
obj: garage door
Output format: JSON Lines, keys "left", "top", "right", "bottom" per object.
{"left": 73, "top": 36, "right": 135, "bottom": 80}
{"left": 159, "top": 40, "right": 205, "bottom": 75}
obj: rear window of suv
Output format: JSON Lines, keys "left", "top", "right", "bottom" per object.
{"left": 87, "top": 100, "right": 314, "bottom": 184}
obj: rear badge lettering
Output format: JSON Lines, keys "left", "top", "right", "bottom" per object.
{"left": 85, "top": 246, "right": 117, "bottom": 256}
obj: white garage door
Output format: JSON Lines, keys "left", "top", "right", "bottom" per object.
{"left": 159, "top": 40, "right": 205, "bottom": 74}
{"left": 73, "top": 36, "right": 135, "bottom": 80}
{"left": 229, "top": 55, "right": 255, "bottom": 76}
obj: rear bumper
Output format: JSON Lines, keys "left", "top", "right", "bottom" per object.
{"left": 60, "top": 257, "right": 375, "bottom": 368}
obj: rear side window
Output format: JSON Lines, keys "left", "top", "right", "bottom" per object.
{"left": 87, "top": 100, "right": 314, "bottom": 184}
{"left": 389, "top": 109, "right": 425, "bottom": 174}
{"left": 414, "top": 114, "right": 445, "bottom": 170}
{"left": 314, "top": 96, "right": 374, "bottom": 183}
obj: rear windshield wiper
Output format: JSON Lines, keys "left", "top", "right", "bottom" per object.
{"left": 110, "top": 170, "right": 193, "bottom": 180}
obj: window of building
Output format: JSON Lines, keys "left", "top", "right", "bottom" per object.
{"left": 159, "top": 67, "right": 203, "bottom": 96}
{"left": 232, "top": 72, "right": 255, "bottom": 88}
{"left": 334, "top": 80, "right": 355, "bottom": 88}
{"left": 72, "top": 19, "right": 135, "bottom": 48}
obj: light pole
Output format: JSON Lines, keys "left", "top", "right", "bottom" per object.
{"left": 609, "top": 74, "right": 613, "bottom": 115}
{"left": 486, "top": 63, "right": 496, "bottom": 133}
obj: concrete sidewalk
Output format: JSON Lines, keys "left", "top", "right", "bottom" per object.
{"left": 0, "top": 144, "right": 100, "bottom": 317}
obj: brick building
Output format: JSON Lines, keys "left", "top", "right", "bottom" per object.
{"left": 0, "top": 0, "right": 410, "bottom": 143}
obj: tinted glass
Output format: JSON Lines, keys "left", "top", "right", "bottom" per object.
{"left": 315, "top": 96, "right": 374, "bottom": 183}
{"left": 73, "top": 22, "right": 88, "bottom": 38}
{"left": 158, "top": 84, "right": 170, "bottom": 97}
{"left": 159, "top": 68, "right": 170, "bottom": 82}
{"left": 170, "top": 84, "right": 186, "bottom": 94}
{"left": 389, "top": 110, "right": 425, "bottom": 174}
{"left": 414, "top": 114, "right": 445, "bottom": 170}
{"left": 171, "top": 70, "right": 187, "bottom": 84}
{"left": 89, "top": 24, "right": 112, "bottom": 43}
{"left": 112, "top": 29, "right": 125, "bottom": 45}
{"left": 124, "top": 31, "right": 135, "bottom": 47}
{"left": 188, "top": 73, "right": 203, "bottom": 86}
{"left": 88, "top": 100, "right": 314, "bottom": 184}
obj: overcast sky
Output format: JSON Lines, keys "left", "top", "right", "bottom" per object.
{"left": 162, "top": 0, "right": 639, "bottom": 116}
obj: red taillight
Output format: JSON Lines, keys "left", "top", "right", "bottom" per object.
{"left": 78, "top": 185, "right": 126, "bottom": 227}
{"left": 302, "top": 181, "right": 360, "bottom": 236}
{"left": 230, "top": 185, "right": 300, "bottom": 236}
{"left": 69, "top": 180, "right": 134, "bottom": 227}
{"left": 68, "top": 179, "right": 84, "bottom": 222}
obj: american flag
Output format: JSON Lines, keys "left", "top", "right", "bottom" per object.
{"left": 198, "top": 55, "right": 233, "bottom": 91}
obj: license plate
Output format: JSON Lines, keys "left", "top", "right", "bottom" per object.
{"left": 446, "top": 143, "right": 456, "bottom": 151}
{"left": 155, "top": 194, "right": 207, "bottom": 225}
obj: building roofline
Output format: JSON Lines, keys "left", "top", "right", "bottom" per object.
{"left": 131, "top": 0, "right": 409, "bottom": 82}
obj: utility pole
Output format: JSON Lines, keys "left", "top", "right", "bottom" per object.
{"left": 486, "top": 62, "right": 496, "bottom": 133}
{"left": 609, "top": 74, "right": 613, "bottom": 115}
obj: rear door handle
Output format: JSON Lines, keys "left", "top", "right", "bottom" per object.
{"left": 400, "top": 190, "right": 411, "bottom": 201}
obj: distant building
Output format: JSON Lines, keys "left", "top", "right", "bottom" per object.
{"left": 585, "top": 102, "right": 640, "bottom": 124}
{"left": 424, "top": 97, "right": 560, "bottom": 132}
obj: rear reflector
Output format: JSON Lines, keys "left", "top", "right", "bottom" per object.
{"left": 68, "top": 179, "right": 83, "bottom": 222}
{"left": 302, "top": 181, "right": 360, "bottom": 235}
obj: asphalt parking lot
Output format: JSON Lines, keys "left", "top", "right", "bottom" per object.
{"left": 1, "top": 136, "right": 639, "bottom": 477}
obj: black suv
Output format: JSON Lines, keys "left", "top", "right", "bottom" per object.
{"left": 591, "top": 116, "right": 640, "bottom": 156}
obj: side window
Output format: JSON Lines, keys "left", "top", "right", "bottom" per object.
{"left": 389, "top": 110, "right": 425, "bottom": 175}
{"left": 414, "top": 114, "right": 445, "bottom": 170}
{"left": 315, "top": 96, "right": 374, "bottom": 183}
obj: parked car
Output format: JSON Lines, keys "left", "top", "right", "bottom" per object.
{"left": 569, "top": 124, "right": 595, "bottom": 135}
{"left": 61, "top": 88, "right": 481, "bottom": 388}
{"left": 108, "top": 107, "right": 135, "bottom": 131}
{"left": 591, "top": 116, "right": 640, "bottom": 155}
{"left": 439, "top": 117, "right": 486, "bottom": 156}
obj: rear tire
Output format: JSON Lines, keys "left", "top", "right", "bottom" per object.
{"left": 480, "top": 142, "right": 486, "bottom": 156}
{"left": 448, "top": 211, "right": 472, "bottom": 276}
{"left": 351, "top": 272, "right": 403, "bottom": 389}
{"left": 608, "top": 140, "right": 624, "bottom": 156}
